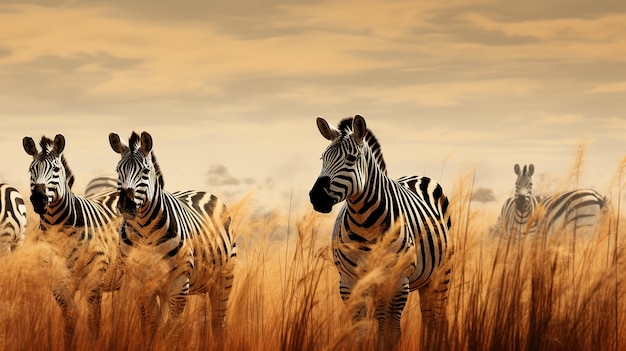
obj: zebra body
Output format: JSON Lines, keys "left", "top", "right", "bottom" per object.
{"left": 22, "top": 134, "right": 121, "bottom": 350}
{"left": 0, "top": 183, "right": 27, "bottom": 255}
{"left": 109, "top": 131, "right": 236, "bottom": 340}
{"left": 85, "top": 175, "right": 118, "bottom": 198}
{"left": 309, "top": 116, "right": 452, "bottom": 350}
{"left": 537, "top": 188, "right": 607, "bottom": 237}
{"left": 497, "top": 164, "right": 607, "bottom": 239}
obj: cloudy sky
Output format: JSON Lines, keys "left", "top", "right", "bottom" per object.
{"left": 1, "top": 0, "right": 625, "bottom": 210}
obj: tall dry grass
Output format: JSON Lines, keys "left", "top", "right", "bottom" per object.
{"left": 0, "top": 162, "right": 625, "bottom": 351}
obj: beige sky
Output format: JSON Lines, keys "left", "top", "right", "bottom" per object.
{"left": 1, "top": 0, "right": 625, "bottom": 210}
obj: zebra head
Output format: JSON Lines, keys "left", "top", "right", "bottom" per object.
{"left": 309, "top": 115, "right": 369, "bottom": 213}
{"left": 109, "top": 131, "right": 163, "bottom": 220}
{"left": 513, "top": 163, "right": 535, "bottom": 212}
{"left": 22, "top": 134, "right": 73, "bottom": 215}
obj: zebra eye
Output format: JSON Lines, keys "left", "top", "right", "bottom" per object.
{"left": 53, "top": 166, "right": 60, "bottom": 172}
{"left": 142, "top": 168, "right": 150, "bottom": 174}
{"left": 346, "top": 155, "right": 357, "bottom": 163}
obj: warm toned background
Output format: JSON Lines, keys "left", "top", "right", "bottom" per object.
{"left": 1, "top": 0, "right": 625, "bottom": 210}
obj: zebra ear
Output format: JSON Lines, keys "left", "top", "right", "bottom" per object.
{"left": 352, "top": 115, "right": 366, "bottom": 143}
{"left": 140, "top": 132, "right": 153, "bottom": 155}
{"left": 514, "top": 164, "right": 521, "bottom": 176}
{"left": 52, "top": 134, "right": 65, "bottom": 156}
{"left": 23, "top": 137, "right": 38, "bottom": 157}
{"left": 528, "top": 164, "right": 534, "bottom": 176}
{"left": 316, "top": 117, "right": 340, "bottom": 141}
{"left": 109, "top": 133, "right": 128, "bottom": 155}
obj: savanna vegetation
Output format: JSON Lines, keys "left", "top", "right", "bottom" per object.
{"left": 1, "top": 158, "right": 625, "bottom": 351}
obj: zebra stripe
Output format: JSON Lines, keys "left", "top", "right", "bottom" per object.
{"left": 497, "top": 164, "right": 541, "bottom": 237}
{"left": 109, "top": 131, "right": 236, "bottom": 341}
{"left": 497, "top": 164, "right": 607, "bottom": 239}
{"left": 537, "top": 188, "right": 607, "bottom": 237}
{"left": 0, "top": 183, "right": 27, "bottom": 255}
{"left": 22, "top": 134, "right": 121, "bottom": 350}
{"left": 309, "top": 115, "right": 452, "bottom": 350}
{"left": 85, "top": 175, "right": 118, "bottom": 198}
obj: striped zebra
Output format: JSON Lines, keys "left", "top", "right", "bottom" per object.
{"left": 497, "top": 164, "right": 607, "bottom": 239}
{"left": 108, "top": 131, "right": 236, "bottom": 341}
{"left": 22, "top": 134, "right": 121, "bottom": 350}
{"left": 0, "top": 183, "right": 27, "bottom": 255}
{"left": 536, "top": 188, "right": 607, "bottom": 238}
{"left": 308, "top": 115, "right": 453, "bottom": 350}
{"left": 85, "top": 175, "right": 118, "bottom": 197}
{"left": 496, "top": 164, "right": 542, "bottom": 237}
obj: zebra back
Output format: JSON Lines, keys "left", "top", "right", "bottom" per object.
{"left": 85, "top": 175, "right": 118, "bottom": 198}
{"left": 536, "top": 188, "right": 607, "bottom": 237}
{"left": 0, "top": 184, "right": 27, "bottom": 255}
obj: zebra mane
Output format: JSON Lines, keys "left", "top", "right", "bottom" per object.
{"left": 39, "top": 136, "right": 75, "bottom": 189}
{"left": 337, "top": 116, "right": 388, "bottom": 175}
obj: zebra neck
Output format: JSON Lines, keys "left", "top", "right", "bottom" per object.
{"left": 42, "top": 192, "right": 77, "bottom": 226}
{"left": 345, "top": 158, "right": 394, "bottom": 241}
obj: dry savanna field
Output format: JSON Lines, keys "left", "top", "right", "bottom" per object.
{"left": 1, "top": 160, "right": 626, "bottom": 351}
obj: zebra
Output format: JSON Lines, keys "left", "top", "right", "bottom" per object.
{"left": 85, "top": 175, "right": 118, "bottom": 198}
{"left": 496, "top": 164, "right": 608, "bottom": 239}
{"left": 308, "top": 115, "right": 453, "bottom": 350}
{"left": 22, "top": 134, "right": 121, "bottom": 350}
{"left": 496, "top": 164, "right": 542, "bottom": 237}
{"left": 536, "top": 188, "right": 608, "bottom": 238}
{"left": 0, "top": 183, "right": 27, "bottom": 255}
{"left": 108, "top": 131, "right": 236, "bottom": 341}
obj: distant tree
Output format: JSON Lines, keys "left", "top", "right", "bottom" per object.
{"left": 206, "top": 164, "right": 241, "bottom": 186}
{"left": 472, "top": 187, "right": 495, "bottom": 203}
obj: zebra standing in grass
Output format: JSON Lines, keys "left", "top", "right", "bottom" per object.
{"left": 497, "top": 163, "right": 608, "bottom": 239}
{"left": 0, "top": 183, "right": 27, "bottom": 255}
{"left": 85, "top": 175, "right": 118, "bottom": 198}
{"left": 309, "top": 115, "right": 453, "bottom": 350}
{"left": 496, "top": 164, "right": 543, "bottom": 237}
{"left": 108, "top": 131, "right": 236, "bottom": 341}
{"left": 22, "top": 134, "right": 121, "bottom": 350}
{"left": 537, "top": 188, "right": 607, "bottom": 238}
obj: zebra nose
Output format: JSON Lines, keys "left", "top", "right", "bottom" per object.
{"left": 30, "top": 184, "right": 48, "bottom": 214}
{"left": 309, "top": 176, "right": 334, "bottom": 213}
{"left": 120, "top": 188, "right": 135, "bottom": 201}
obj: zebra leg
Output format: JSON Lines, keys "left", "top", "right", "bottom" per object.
{"left": 377, "top": 278, "right": 408, "bottom": 351}
{"left": 418, "top": 266, "right": 452, "bottom": 350}
{"left": 209, "top": 261, "right": 235, "bottom": 341}
{"left": 52, "top": 283, "right": 79, "bottom": 351}
{"left": 139, "top": 293, "right": 160, "bottom": 341}
{"left": 162, "top": 274, "right": 190, "bottom": 333}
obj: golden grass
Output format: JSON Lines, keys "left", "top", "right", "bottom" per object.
{"left": 1, "top": 168, "right": 625, "bottom": 351}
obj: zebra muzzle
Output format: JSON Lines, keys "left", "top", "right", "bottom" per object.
{"left": 118, "top": 188, "right": 137, "bottom": 218}
{"left": 30, "top": 184, "right": 48, "bottom": 215}
{"left": 309, "top": 176, "right": 335, "bottom": 213}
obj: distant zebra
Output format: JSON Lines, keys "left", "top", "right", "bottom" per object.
{"left": 108, "top": 131, "right": 236, "bottom": 341}
{"left": 22, "top": 134, "right": 121, "bottom": 350}
{"left": 496, "top": 164, "right": 542, "bottom": 237}
{"left": 85, "top": 175, "right": 118, "bottom": 197}
{"left": 0, "top": 183, "right": 27, "bottom": 255}
{"left": 497, "top": 164, "right": 608, "bottom": 239}
{"left": 309, "top": 115, "right": 453, "bottom": 350}
{"left": 537, "top": 188, "right": 607, "bottom": 238}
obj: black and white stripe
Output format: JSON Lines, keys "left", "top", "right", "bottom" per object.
{"left": 0, "top": 183, "right": 27, "bottom": 255}
{"left": 109, "top": 131, "right": 236, "bottom": 341}
{"left": 22, "top": 134, "right": 121, "bottom": 350}
{"left": 85, "top": 175, "right": 118, "bottom": 198}
{"left": 309, "top": 115, "right": 452, "bottom": 350}
{"left": 497, "top": 164, "right": 542, "bottom": 237}
{"left": 537, "top": 188, "right": 607, "bottom": 237}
